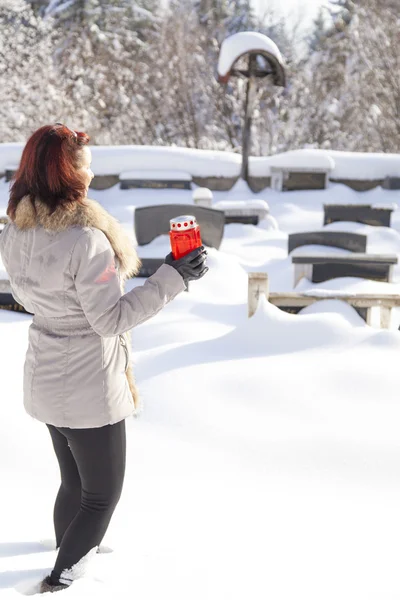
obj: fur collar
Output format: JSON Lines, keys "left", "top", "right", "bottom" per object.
{"left": 12, "top": 196, "right": 141, "bottom": 280}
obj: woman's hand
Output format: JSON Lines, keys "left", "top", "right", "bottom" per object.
{"left": 164, "top": 246, "right": 208, "bottom": 283}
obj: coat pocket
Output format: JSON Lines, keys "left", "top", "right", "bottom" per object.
{"left": 119, "top": 334, "right": 129, "bottom": 372}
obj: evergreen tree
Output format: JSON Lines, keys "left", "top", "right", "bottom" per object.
{"left": 224, "top": 0, "right": 257, "bottom": 35}
{"left": 37, "top": 0, "right": 160, "bottom": 142}
{"left": 195, "top": 0, "right": 256, "bottom": 43}
{"left": 308, "top": 7, "right": 329, "bottom": 53}
{"left": 0, "top": 0, "right": 67, "bottom": 141}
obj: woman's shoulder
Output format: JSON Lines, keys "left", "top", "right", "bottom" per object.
{"left": 70, "top": 226, "right": 112, "bottom": 259}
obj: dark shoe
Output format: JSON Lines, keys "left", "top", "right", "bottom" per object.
{"left": 39, "top": 575, "right": 69, "bottom": 593}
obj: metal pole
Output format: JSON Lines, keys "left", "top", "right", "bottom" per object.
{"left": 241, "top": 55, "right": 257, "bottom": 182}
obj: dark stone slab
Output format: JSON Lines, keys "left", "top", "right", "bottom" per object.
{"left": 247, "top": 177, "right": 271, "bottom": 193}
{"left": 137, "top": 258, "right": 164, "bottom": 278}
{"left": 224, "top": 215, "right": 259, "bottom": 225}
{"left": 288, "top": 231, "right": 367, "bottom": 254}
{"left": 121, "top": 179, "right": 192, "bottom": 190}
{"left": 382, "top": 176, "right": 400, "bottom": 190}
{"left": 5, "top": 169, "right": 17, "bottom": 182}
{"left": 89, "top": 175, "right": 119, "bottom": 190}
{"left": 329, "top": 179, "right": 383, "bottom": 192}
{"left": 191, "top": 176, "right": 239, "bottom": 191}
{"left": 324, "top": 204, "right": 394, "bottom": 227}
{"left": 135, "top": 258, "right": 189, "bottom": 292}
{"left": 292, "top": 254, "right": 398, "bottom": 265}
{"left": 134, "top": 204, "right": 225, "bottom": 249}
{"left": 0, "top": 293, "right": 32, "bottom": 314}
{"left": 311, "top": 262, "right": 392, "bottom": 283}
{"left": 283, "top": 171, "right": 327, "bottom": 191}
{"left": 271, "top": 302, "right": 369, "bottom": 323}
{"left": 292, "top": 253, "right": 397, "bottom": 283}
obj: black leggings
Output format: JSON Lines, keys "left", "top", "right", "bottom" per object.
{"left": 46, "top": 420, "right": 126, "bottom": 585}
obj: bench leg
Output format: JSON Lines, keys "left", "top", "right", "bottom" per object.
{"left": 248, "top": 273, "right": 269, "bottom": 317}
{"left": 294, "top": 264, "right": 313, "bottom": 287}
{"left": 380, "top": 306, "right": 392, "bottom": 329}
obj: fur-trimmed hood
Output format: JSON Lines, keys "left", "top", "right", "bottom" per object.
{"left": 11, "top": 195, "right": 141, "bottom": 281}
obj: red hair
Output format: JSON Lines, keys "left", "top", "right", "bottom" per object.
{"left": 7, "top": 124, "right": 90, "bottom": 220}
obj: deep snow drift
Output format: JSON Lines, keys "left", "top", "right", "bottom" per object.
{"left": 1, "top": 175, "right": 400, "bottom": 599}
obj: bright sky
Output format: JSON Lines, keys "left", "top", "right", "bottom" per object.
{"left": 253, "top": 0, "right": 328, "bottom": 26}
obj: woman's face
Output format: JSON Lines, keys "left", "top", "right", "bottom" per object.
{"left": 78, "top": 146, "right": 94, "bottom": 192}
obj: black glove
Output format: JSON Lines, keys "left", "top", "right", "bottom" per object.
{"left": 164, "top": 246, "right": 209, "bottom": 283}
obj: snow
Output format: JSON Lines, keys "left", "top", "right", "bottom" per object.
{"left": 371, "top": 203, "right": 398, "bottom": 210}
{"left": 2, "top": 143, "right": 400, "bottom": 183}
{"left": 0, "top": 144, "right": 242, "bottom": 178}
{"left": 3, "top": 161, "right": 400, "bottom": 599}
{"left": 213, "top": 199, "right": 269, "bottom": 211}
{"left": 119, "top": 170, "right": 192, "bottom": 181}
{"left": 0, "top": 144, "right": 23, "bottom": 175}
{"left": 250, "top": 149, "right": 334, "bottom": 177}
{"left": 192, "top": 187, "right": 213, "bottom": 204}
{"left": 217, "top": 31, "right": 284, "bottom": 79}
{"left": 291, "top": 244, "right": 352, "bottom": 257}
{"left": 0, "top": 280, "right": 11, "bottom": 292}
{"left": 250, "top": 149, "right": 400, "bottom": 180}
{"left": 212, "top": 199, "right": 269, "bottom": 219}
{"left": 329, "top": 150, "right": 400, "bottom": 181}
{"left": 81, "top": 146, "right": 241, "bottom": 178}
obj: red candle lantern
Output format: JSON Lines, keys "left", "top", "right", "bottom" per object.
{"left": 169, "top": 215, "right": 202, "bottom": 260}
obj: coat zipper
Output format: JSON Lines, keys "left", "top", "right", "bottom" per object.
{"left": 119, "top": 335, "right": 129, "bottom": 372}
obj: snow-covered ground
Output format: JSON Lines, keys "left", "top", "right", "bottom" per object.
{"left": 1, "top": 176, "right": 400, "bottom": 599}
{"left": 3, "top": 145, "right": 400, "bottom": 181}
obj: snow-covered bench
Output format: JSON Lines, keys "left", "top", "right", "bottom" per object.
{"left": 292, "top": 253, "right": 398, "bottom": 286}
{"left": 268, "top": 292, "right": 400, "bottom": 328}
{"left": 324, "top": 204, "right": 397, "bottom": 228}
{"left": 120, "top": 170, "right": 192, "bottom": 190}
{"left": 212, "top": 199, "right": 269, "bottom": 225}
{"left": 288, "top": 231, "right": 367, "bottom": 254}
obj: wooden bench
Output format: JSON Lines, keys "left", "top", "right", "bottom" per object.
{"left": 120, "top": 170, "right": 192, "bottom": 190}
{"left": 268, "top": 292, "right": 400, "bottom": 328}
{"left": 324, "top": 204, "right": 396, "bottom": 227}
{"left": 288, "top": 231, "right": 367, "bottom": 254}
{"left": 134, "top": 204, "right": 225, "bottom": 249}
{"left": 292, "top": 253, "right": 398, "bottom": 286}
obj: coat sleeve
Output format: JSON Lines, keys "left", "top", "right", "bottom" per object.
{"left": 70, "top": 227, "right": 186, "bottom": 337}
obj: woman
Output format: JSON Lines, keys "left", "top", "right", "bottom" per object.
{"left": 0, "top": 124, "right": 208, "bottom": 593}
